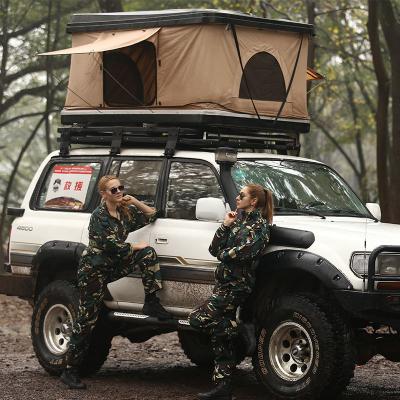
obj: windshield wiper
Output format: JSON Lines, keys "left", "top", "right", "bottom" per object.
{"left": 328, "top": 209, "right": 378, "bottom": 221}
{"left": 275, "top": 207, "right": 326, "bottom": 219}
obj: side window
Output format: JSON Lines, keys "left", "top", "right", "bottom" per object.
{"left": 166, "top": 162, "right": 224, "bottom": 220}
{"left": 112, "top": 159, "right": 162, "bottom": 206}
{"left": 38, "top": 162, "right": 101, "bottom": 211}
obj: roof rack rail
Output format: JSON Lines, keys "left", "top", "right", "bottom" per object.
{"left": 58, "top": 125, "right": 300, "bottom": 157}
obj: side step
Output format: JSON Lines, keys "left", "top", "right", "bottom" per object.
{"left": 108, "top": 310, "right": 193, "bottom": 330}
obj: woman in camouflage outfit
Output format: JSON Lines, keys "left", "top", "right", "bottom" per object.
{"left": 189, "top": 184, "right": 273, "bottom": 400}
{"left": 61, "top": 175, "right": 171, "bottom": 389}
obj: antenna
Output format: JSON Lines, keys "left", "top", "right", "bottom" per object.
{"left": 362, "top": 215, "right": 368, "bottom": 291}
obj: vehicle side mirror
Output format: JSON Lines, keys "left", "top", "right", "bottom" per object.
{"left": 366, "top": 203, "right": 381, "bottom": 221}
{"left": 196, "top": 197, "right": 227, "bottom": 222}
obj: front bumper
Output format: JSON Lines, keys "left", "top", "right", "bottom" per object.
{"left": 335, "top": 290, "right": 400, "bottom": 329}
{"left": 335, "top": 245, "right": 400, "bottom": 329}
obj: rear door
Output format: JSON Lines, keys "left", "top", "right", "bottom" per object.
{"left": 105, "top": 157, "right": 166, "bottom": 306}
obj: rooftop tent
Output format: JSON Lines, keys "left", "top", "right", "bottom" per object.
{"left": 40, "top": 10, "right": 314, "bottom": 133}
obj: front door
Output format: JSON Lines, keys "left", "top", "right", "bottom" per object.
{"left": 149, "top": 160, "right": 227, "bottom": 315}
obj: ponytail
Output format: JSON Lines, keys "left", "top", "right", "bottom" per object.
{"left": 263, "top": 188, "right": 274, "bottom": 224}
{"left": 245, "top": 184, "right": 274, "bottom": 224}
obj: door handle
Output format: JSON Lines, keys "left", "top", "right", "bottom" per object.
{"left": 155, "top": 237, "right": 168, "bottom": 244}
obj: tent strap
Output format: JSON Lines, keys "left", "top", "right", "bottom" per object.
{"left": 230, "top": 24, "right": 261, "bottom": 120}
{"left": 274, "top": 34, "right": 304, "bottom": 124}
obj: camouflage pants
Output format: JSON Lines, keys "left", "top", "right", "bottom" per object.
{"left": 67, "top": 246, "right": 162, "bottom": 367}
{"left": 188, "top": 279, "right": 252, "bottom": 383}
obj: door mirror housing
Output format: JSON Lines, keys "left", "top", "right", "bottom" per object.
{"left": 366, "top": 203, "right": 381, "bottom": 221}
{"left": 196, "top": 197, "right": 227, "bottom": 222}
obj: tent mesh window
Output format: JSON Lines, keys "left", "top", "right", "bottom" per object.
{"left": 239, "top": 52, "right": 286, "bottom": 101}
{"left": 103, "top": 41, "right": 156, "bottom": 107}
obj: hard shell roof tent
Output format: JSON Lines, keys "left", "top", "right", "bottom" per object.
{"left": 41, "top": 9, "right": 314, "bottom": 134}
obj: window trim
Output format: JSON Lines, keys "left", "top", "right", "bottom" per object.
{"left": 30, "top": 157, "right": 108, "bottom": 213}
{"left": 162, "top": 158, "right": 226, "bottom": 220}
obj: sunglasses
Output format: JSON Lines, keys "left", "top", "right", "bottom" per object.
{"left": 108, "top": 185, "right": 124, "bottom": 194}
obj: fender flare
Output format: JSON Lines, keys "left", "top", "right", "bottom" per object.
{"left": 32, "top": 240, "right": 86, "bottom": 274}
{"left": 258, "top": 250, "right": 353, "bottom": 290}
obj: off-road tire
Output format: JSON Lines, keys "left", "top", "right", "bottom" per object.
{"left": 252, "top": 294, "right": 336, "bottom": 400}
{"left": 31, "top": 280, "right": 112, "bottom": 377}
{"left": 178, "top": 330, "right": 246, "bottom": 368}
{"left": 302, "top": 293, "right": 355, "bottom": 399}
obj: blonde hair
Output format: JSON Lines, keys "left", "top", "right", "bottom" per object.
{"left": 98, "top": 175, "right": 129, "bottom": 217}
{"left": 245, "top": 184, "right": 274, "bottom": 224}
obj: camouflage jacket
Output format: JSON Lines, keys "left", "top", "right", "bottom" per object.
{"left": 209, "top": 209, "right": 270, "bottom": 269}
{"left": 85, "top": 203, "right": 157, "bottom": 261}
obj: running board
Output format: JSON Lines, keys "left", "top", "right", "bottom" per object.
{"left": 108, "top": 311, "right": 193, "bottom": 330}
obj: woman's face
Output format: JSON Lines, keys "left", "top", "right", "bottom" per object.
{"left": 102, "top": 179, "right": 124, "bottom": 205}
{"left": 236, "top": 186, "right": 256, "bottom": 211}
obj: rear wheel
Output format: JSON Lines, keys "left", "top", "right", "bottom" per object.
{"left": 31, "top": 280, "right": 112, "bottom": 377}
{"left": 253, "top": 294, "right": 337, "bottom": 399}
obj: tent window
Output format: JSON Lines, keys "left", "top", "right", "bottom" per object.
{"left": 103, "top": 41, "right": 156, "bottom": 107}
{"left": 239, "top": 52, "right": 286, "bottom": 101}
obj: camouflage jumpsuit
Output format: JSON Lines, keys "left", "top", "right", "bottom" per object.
{"left": 189, "top": 209, "right": 269, "bottom": 383}
{"left": 67, "top": 203, "right": 161, "bottom": 366}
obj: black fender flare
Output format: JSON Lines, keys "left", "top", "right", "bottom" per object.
{"left": 257, "top": 249, "right": 353, "bottom": 290}
{"left": 32, "top": 240, "right": 86, "bottom": 277}
{"left": 32, "top": 241, "right": 86, "bottom": 299}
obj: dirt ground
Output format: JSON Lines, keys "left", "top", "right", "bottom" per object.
{"left": 2, "top": 294, "right": 400, "bottom": 400}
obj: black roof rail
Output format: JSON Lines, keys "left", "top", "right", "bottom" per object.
{"left": 57, "top": 125, "right": 300, "bottom": 157}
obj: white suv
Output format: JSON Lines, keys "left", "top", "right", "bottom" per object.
{"left": 2, "top": 126, "right": 400, "bottom": 400}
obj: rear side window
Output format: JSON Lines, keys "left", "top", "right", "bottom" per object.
{"left": 111, "top": 159, "right": 163, "bottom": 206}
{"left": 37, "top": 162, "right": 101, "bottom": 211}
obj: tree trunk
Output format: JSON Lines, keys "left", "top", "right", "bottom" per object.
{"left": 367, "top": 0, "right": 390, "bottom": 222}
{"left": 378, "top": 1, "right": 400, "bottom": 223}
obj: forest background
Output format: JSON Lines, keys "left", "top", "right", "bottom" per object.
{"left": 0, "top": 0, "right": 399, "bottom": 264}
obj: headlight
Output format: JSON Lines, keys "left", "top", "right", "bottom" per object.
{"left": 376, "top": 253, "right": 400, "bottom": 275}
{"left": 351, "top": 252, "right": 400, "bottom": 277}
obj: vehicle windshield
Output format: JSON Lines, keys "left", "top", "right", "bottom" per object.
{"left": 232, "top": 160, "right": 371, "bottom": 217}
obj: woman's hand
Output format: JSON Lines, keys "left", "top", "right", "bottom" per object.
{"left": 131, "top": 241, "right": 149, "bottom": 251}
{"left": 223, "top": 211, "right": 237, "bottom": 227}
{"left": 122, "top": 195, "right": 138, "bottom": 206}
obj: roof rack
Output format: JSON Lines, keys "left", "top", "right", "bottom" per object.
{"left": 58, "top": 125, "right": 300, "bottom": 157}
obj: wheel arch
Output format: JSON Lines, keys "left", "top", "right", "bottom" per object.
{"left": 249, "top": 250, "right": 353, "bottom": 322}
{"left": 32, "top": 241, "right": 86, "bottom": 300}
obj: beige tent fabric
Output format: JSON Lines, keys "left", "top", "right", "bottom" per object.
{"left": 156, "top": 25, "right": 308, "bottom": 119}
{"left": 64, "top": 30, "right": 159, "bottom": 107}
{"left": 39, "top": 28, "right": 160, "bottom": 55}
{"left": 62, "top": 24, "right": 309, "bottom": 120}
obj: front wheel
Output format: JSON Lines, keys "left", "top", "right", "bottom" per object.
{"left": 31, "top": 280, "right": 112, "bottom": 377}
{"left": 253, "top": 294, "right": 336, "bottom": 400}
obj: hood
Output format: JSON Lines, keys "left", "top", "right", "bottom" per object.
{"left": 274, "top": 216, "right": 400, "bottom": 251}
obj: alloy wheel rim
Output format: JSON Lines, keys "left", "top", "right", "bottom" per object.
{"left": 43, "top": 304, "right": 73, "bottom": 355}
{"left": 269, "top": 321, "right": 314, "bottom": 381}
